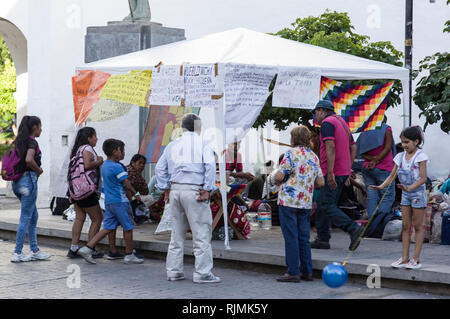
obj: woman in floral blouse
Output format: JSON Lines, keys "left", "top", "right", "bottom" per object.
{"left": 270, "top": 125, "right": 324, "bottom": 282}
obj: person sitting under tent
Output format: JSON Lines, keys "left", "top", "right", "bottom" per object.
{"left": 439, "top": 175, "right": 450, "bottom": 195}
{"left": 127, "top": 154, "right": 150, "bottom": 203}
{"left": 126, "top": 154, "right": 165, "bottom": 222}
{"left": 261, "top": 156, "right": 284, "bottom": 200}
{"left": 146, "top": 175, "right": 166, "bottom": 221}
{"left": 246, "top": 160, "right": 275, "bottom": 200}
{"left": 225, "top": 141, "right": 255, "bottom": 184}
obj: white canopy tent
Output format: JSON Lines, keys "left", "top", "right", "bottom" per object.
{"left": 76, "top": 27, "right": 410, "bottom": 249}
{"left": 78, "top": 27, "right": 410, "bottom": 125}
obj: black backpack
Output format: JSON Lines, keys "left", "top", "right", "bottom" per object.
{"left": 364, "top": 211, "right": 399, "bottom": 238}
{"left": 50, "top": 197, "right": 71, "bottom": 216}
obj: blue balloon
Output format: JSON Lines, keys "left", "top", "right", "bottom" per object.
{"left": 322, "top": 262, "right": 348, "bottom": 288}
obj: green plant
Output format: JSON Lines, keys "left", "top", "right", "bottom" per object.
{"left": 0, "top": 35, "right": 16, "bottom": 143}
{"left": 413, "top": 0, "right": 450, "bottom": 133}
{"left": 253, "top": 10, "right": 404, "bottom": 130}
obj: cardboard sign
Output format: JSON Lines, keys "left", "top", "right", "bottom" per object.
{"left": 224, "top": 63, "right": 276, "bottom": 142}
{"left": 99, "top": 70, "right": 152, "bottom": 107}
{"left": 72, "top": 70, "right": 111, "bottom": 125}
{"left": 184, "top": 64, "right": 221, "bottom": 108}
{"left": 148, "top": 65, "right": 184, "bottom": 106}
{"left": 272, "top": 68, "right": 321, "bottom": 109}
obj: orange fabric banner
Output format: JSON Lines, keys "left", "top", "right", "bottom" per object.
{"left": 72, "top": 70, "right": 111, "bottom": 125}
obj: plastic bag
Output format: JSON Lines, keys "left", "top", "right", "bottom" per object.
{"left": 382, "top": 219, "right": 402, "bottom": 241}
{"left": 155, "top": 202, "right": 172, "bottom": 234}
{"left": 62, "top": 207, "right": 76, "bottom": 222}
{"left": 212, "top": 226, "right": 234, "bottom": 241}
{"left": 430, "top": 211, "right": 443, "bottom": 244}
{"left": 134, "top": 203, "right": 150, "bottom": 218}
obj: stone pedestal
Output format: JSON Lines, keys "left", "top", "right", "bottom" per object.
{"left": 84, "top": 22, "right": 185, "bottom": 182}
{"left": 85, "top": 21, "right": 185, "bottom": 63}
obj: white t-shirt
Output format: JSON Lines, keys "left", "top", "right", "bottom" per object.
{"left": 393, "top": 150, "right": 429, "bottom": 181}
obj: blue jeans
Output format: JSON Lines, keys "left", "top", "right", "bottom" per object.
{"left": 12, "top": 171, "right": 39, "bottom": 254}
{"left": 279, "top": 206, "right": 312, "bottom": 276}
{"left": 316, "top": 175, "right": 359, "bottom": 243}
{"left": 362, "top": 167, "right": 395, "bottom": 218}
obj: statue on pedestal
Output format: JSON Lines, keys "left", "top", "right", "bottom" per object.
{"left": 124, "top": 0, "right": 151, "bottom": 22}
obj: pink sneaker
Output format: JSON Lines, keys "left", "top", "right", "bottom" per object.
{"left": 391, "top": 258, "right": 409, "bottom": 269}
{"left": 406, "top": 258, "right": 422, "bottom": 270}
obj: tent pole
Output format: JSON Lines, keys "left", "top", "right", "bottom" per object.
{"left": 216, "top": 64, "right": 231, "bottom": 250}
{"left": 405, "top": 0, "right": 413, "bottom": 127}
{"left": 258, "top": 127, "right": 269, "bottom": 199}
{"left": 401, "top": 78, "right": 410, "bottom": 128}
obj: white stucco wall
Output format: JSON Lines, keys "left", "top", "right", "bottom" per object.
{"left": 1, "top": 0, "right": 449, "bottom": 207}
{"left": 1, "top": 0, "right": 129, "bottom": 207}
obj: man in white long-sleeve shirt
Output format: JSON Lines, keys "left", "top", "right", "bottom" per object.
{"left": 155, "top": 113, "right": 220, "bottom": 284}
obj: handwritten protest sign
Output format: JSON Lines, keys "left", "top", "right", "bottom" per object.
{"left": 72, "top": 70, "right": 111, "bottom": 125}
{"left": 272, "top": 68, "right": 321, "bottom": 109}
{"left": 148, "top": 65, "right": 184, "bottom": 106}
{"left": 224, "top": 64, "right": 276, "bottom": 142}
{"left": 99, "top": 70, "right": 152, "bottom": 107}
{"left": 87, "top": 99, "right": 133, "bottom": 122}
{"left": 184, "top": 64, "right": 221, "bottom": 108}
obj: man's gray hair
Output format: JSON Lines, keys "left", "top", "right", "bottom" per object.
{"left": 181, "top": 113, "right": 201, "bottom": 132}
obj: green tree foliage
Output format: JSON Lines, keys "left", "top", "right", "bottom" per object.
{"left": 0, "top": 37, "right": 12, "bottom": 72}
{"left": 0, "top": 35, "right": 16, "bottom": 150}
{"left": 413, "top": 0, "right": 450, "bottom": 133}
{"left": 253, "top": 10, "right": 404, "bottom": 130}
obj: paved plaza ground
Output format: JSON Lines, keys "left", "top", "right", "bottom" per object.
{"left": 2, "top": 184, "right": 450, "bottom": 299}
{"left": 0, "top": 239, "right": 448, "bottom": 299}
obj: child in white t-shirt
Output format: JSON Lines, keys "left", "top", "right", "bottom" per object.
{"left": 370, "top": 126, "right": 428, "bottom": 270}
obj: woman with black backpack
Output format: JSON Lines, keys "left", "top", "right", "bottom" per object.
{"left": 10, "top": 116, "right": 51, "bottom": 263}
{"left": 66, "top": 127, "right": 105, "bottom": 259}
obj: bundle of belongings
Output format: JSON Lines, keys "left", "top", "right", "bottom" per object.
{"left": 427, "top": 176, "right": 450, "bottom": 244}
{"left": 210, "top": 184, "right": 251, "bottom": 240}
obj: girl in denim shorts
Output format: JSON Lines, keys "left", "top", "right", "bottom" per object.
{"left": 370, "top": 126, "right": 428, "bottom": 270}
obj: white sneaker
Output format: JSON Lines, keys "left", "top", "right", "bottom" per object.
{"left": 124, "top": 253, "right": 144, "bottom": 264}
{"left": 193, "top": 273, "right": 221, "bottom": 284}
{"left": 78, "top": 246, "right": 96, "bottom": 264}
{"left": 11, "top": 253, "right": 32, "bottom": 263}
{"left": 391, "top": 258, "right": 409, "bottom": 269}
{"left": 406, "top": 258, "right": 422, "bottom": 270}
{"left": 29, "top": 250, "right": 51, "bottom": 261}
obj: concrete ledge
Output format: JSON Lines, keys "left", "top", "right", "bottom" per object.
{"left": 1, "top": 208, "right": 450, "bottom": 293}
